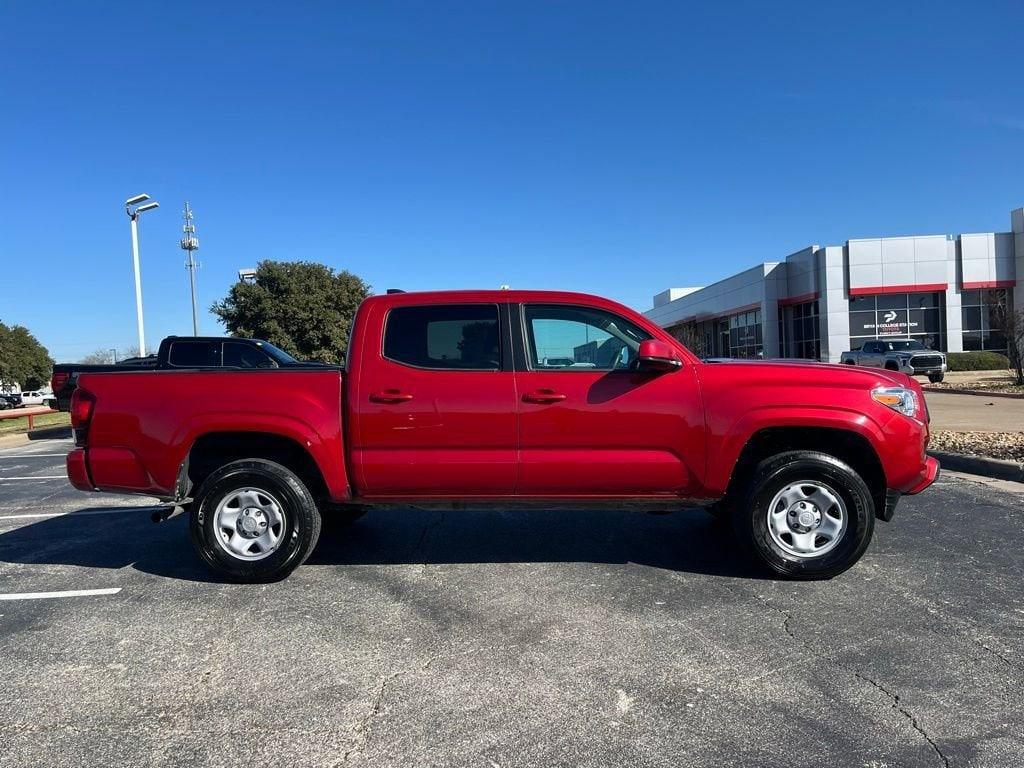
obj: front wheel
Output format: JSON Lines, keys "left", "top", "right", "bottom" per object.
{"left": 732, "top": 451, "right": 875, "bottom": 579}
{"left": 189, "top": 459, "right": 322, "bottom": 582}
{"left": 928, "top": 373, "right": 944, "bottom": 383}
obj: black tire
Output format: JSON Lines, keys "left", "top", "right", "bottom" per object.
{"left": 731, "top": 451, "right": 875, "bottom": 580}
{"left": 929, "top": 373, "right": 944, "bottom": 383}
{"left": 884, "top": 362, "right": 899, "bottom": 371}
{"left": 188, "top": 459, "right": 321, "bottom": 583}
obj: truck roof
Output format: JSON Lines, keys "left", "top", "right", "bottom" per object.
{"left": 362, "top": 289, "right": 619, "bottom": 306}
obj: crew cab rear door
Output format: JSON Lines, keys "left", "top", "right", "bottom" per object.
{"left": 513, "top": 302, "right": 704, "bottom": 496}
{"left": 859, "top": 340, "right": 884, "bottom": 367}
{"left": 349, "top": 300, "right": 517, "bottom": 496}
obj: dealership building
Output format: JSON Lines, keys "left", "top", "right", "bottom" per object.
{"left": 645, "top": 206, "right": 1024, "bottom": 363}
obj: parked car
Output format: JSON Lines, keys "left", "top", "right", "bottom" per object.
{"left": 50, "top": 337, "right": 315, "bottom": 412}
{"left": 65, "top": 289, "right": 938, "bottom": 583}
{"left": 18, "top": 390, "right": 56, "bottom": 408}
{"left": 0, "top": 394, "right": 18, "bottom": 410}
{"left": 840, "top": 339, "right": 947, "bottom": 383}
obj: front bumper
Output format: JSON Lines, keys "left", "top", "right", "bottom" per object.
{"left": 906, "top": 455, "right": 941, "bottom": 495}
{"left": 899, "top": 361, "right": 947, "bottom": 375}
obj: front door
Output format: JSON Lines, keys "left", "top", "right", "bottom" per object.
{"left": 351, "top": 302, "right": 517, "bottom": 497}
{"left": 514, "top": 303, "right": 705, "bottom": 496}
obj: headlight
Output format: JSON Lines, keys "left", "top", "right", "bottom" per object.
{"left": 872, "top": 386, "right": 919, "bottom": 418}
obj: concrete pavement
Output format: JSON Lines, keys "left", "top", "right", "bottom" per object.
{"left": 924, "top": 390, "right": 1024, "bottom": 432}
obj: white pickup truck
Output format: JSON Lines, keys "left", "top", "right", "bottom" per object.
{"left": 840, "top": 339, "right": 947, "bottom": 382}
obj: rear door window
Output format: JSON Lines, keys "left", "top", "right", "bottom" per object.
{"left": 384, "top": 305, "right": 501, "bottom": 370}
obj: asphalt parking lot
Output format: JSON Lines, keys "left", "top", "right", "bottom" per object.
{"left": 1, "top": 437, "right": 1023, "bottom": 768}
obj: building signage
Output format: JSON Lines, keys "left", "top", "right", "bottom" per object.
{"left": 850, "top": 309, "right": 919, "bottom": 337}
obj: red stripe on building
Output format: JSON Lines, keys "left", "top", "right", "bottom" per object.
{"left": 961, "top": 280, "right": 1015, "bottom": 290}
{"left": 778, "top": 291, "right": 820, "bottom": 307}
{"left": 848, "top": 283, "right": 947, "bottom": 296}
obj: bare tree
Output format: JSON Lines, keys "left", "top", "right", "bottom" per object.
{"left": 667, "top": 321, "right": 707, "bottom": 357}
{"left": 990, "top": 295, "right": 1024, "bottom": 385}
{"left": 79, "top": 349, "right": 115, "bottom": 364}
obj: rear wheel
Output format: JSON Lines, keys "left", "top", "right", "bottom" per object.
{"left": 732, "top": 451, "right": 875, "bottom": 579}
{"left": 189, "top": 459, "right": 321, "bottom": 582}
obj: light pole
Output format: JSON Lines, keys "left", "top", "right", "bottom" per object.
{"left": 180, "top": 202, "right": 200, "bottom": 335}
{"left": 125, "top": 194, "right": 159, "bottom": 355}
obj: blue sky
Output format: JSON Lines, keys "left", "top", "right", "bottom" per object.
{"left": 2, "top": 1, "right": 1022, "bottom": 361}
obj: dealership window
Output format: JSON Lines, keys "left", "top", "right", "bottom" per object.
{"left": 728, "top": 309, "right": 762, "bottom": 358}
{"left": 848, "top": 292, "right": 946, "bottom": 351}
{"left": 960, "top": 289, "right": 1012, "bottom": 353}
{"left": 790, "top": 300, "right": 820, "bottom": 360}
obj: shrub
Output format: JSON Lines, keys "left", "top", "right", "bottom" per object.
{"left": 946, "top": 351, "right": 1010, "bottom": 371}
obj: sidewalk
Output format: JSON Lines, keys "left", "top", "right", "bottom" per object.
{"left": 924, "top": 391, "right": 1024, "bottom": 432}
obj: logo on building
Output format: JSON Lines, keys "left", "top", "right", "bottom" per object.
{"left": 882, "top": 310, "right": 898, "bottom": 323}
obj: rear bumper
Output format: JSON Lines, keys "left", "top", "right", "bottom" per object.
{"left": 66, "top": 448, "right": 93, "bottom": 491}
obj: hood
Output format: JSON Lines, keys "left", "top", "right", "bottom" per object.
{"left": 700, "top": 357, "right": 916, "bottom": 389}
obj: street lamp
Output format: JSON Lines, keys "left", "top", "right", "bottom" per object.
{"left": 125, "top": 194, "right": 159, "bottom": 355}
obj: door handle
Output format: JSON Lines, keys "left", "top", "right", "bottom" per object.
{"left": 522, "top": 389, "right": 567, "bottom": 404}
{"left": 370, "top": 389, "right": 414, "bottom": 403}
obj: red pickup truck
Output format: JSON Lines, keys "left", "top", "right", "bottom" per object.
{"left": 66, "top": 290, "right": 938, "bottom": 582}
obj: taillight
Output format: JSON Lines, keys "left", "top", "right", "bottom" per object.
{"left": 51, "top": 371, "right": 69, "bottom": 393}
{"left": 70, "top": 389, "right": 96, "bottom": 445}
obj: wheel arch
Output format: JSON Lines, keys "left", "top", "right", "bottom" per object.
{"left": 721, "top": 425, "right": 888, "bottom": 520}
{"left": 181, "top": 431, "right": 337, "bottom": 503}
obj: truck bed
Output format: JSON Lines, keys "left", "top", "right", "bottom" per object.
{"left": 69, "top": 368, "right": 349, "bottom": 500}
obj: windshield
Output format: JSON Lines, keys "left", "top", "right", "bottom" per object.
{"left": 885, "top": 340, "right": 926, "bottom": 351}
{"left": 253, "top": 341, "right": 300, "bottom": 364}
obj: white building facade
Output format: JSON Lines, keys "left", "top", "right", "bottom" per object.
{"left": 645, "top": 207, "right": 1024, "bottom": 363}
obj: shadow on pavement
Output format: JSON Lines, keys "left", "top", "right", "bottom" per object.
{"left": 0, "top": 505, "right": 764, "bottom": 583}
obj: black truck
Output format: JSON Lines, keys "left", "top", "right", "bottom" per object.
{"left": 50, "top": 336, "right": 319, "bottom": 411}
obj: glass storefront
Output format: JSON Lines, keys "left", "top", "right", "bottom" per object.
{"left": 779, "top": 300, "right": 820, "bottom": 359}
{"left": 848, "top": 292, "right": 946, "bottom": 351}
{"left": 728, "top": 309, "right": 762, "bottom": 358}
{"left": 668, "top": 308, "right": 763, "bottom": 358}
{"left": 961, "top": 288, "right": 1012, "bottom": 352}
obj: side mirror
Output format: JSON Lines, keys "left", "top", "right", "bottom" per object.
{"left": 637, "top": 339, "right": 682, "bottom": 372}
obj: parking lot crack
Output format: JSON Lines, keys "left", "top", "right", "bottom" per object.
{"left": 339, "top": 660, "right": 431, "bottom": 763}
{"left": 740, "top": 590, "right": 951, "bottom": 767}
{"left": 337, "top": 644, "right": 480, "bottom": 765}
{"left": 849, "top": 670, "right": 951, "bottom": 768}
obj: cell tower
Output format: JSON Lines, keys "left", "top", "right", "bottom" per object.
{"left": 180, "top": 201, "right": 200, "bottom": 335}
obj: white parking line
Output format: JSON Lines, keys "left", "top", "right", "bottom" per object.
{"left": 0, "top": 587, "right": 121, "bottom": 601}
{"left": 0, "top": 505, "right": 170, "bottom": 521}
{"left": 0, "top": 454, "right": 69, "bottom": 458}
{"left": 0, "top": 476, "right": 67, "bottom": 480}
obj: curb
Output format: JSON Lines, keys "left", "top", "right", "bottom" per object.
{"left": 923, "top": 386, "right": 1024, "bottom": 399}
{"left": 928, "top": 450, "right": 1024, "bottom": 483}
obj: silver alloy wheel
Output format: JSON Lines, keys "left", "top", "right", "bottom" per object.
{"left": 766, "top": 480, "right": 847, "bottom": 559}
{"left": 213, "top": 487, "right": 287, "bottom": 561}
